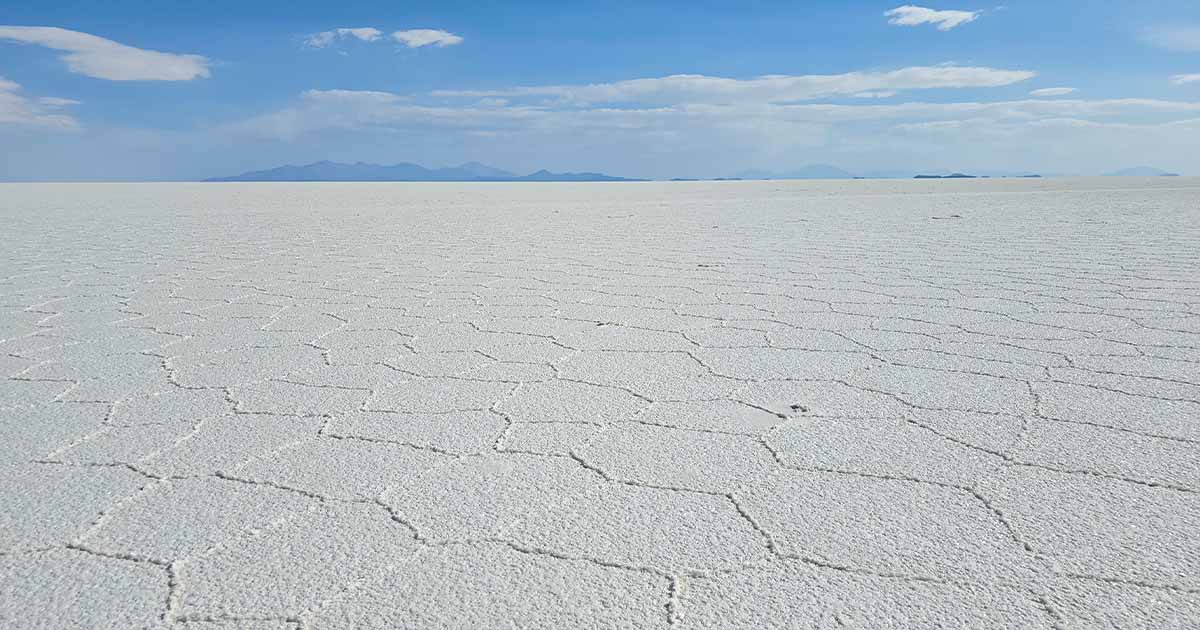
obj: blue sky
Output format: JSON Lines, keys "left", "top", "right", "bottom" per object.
{"left": 2, "top": 1, "right": 1199, "bottom": 180}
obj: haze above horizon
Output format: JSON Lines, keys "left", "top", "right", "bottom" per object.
{"left": 2, "top": 1, "right": 1199, "bottom": 181}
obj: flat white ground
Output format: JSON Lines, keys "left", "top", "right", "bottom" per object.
{"left": 1, "top": 178, "right": 1198, "bottom": 629}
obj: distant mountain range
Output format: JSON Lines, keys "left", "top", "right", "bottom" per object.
{"left": 206, "top": 160, "right": 1186, "bottom": 182}
{"left": 1102, "top": 166, "right": 1181, "bottom": 177}
{"left": 206, "top": 161, "right": 641, "bottom": 182}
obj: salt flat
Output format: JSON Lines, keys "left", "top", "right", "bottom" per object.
{"left": 1, "top": 178, "right": 1198, "bottom": 629}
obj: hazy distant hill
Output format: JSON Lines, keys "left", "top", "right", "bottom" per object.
{"left": 1103, "top": 166, "right": 1181, "bottom": 177}
{"left": 516, "top": 169, "right": 635, "bottom": 182}
{"left": 455, "top": 161, "right": 515, "bottom": 179}
{"left": 206, "top": 161, "right": 640, "bottom": 182}
{"left": 735, "top": 164, "right": 856, "bottom": 180}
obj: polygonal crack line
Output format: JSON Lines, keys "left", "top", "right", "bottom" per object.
{"left": 1015, "top": 459, "right": 1198, "bottom": 495}
{"left": 1043, "top": 375, "right": 1200, "bottom": 404}
{"left": 1058, "top": 570, "right": 1200, "bottom": 595}
{"left": 1028, "top": 589, "right": 1069, "bottom": 630}
{"left": 1064, "top": 358, "right": 1200, "bottom": 389}
{"left": 961, "top": 338, "right": 1076, "bottom": 368}
{"left": 211, "top": 470, "right": 346, "bottom": 504}
{"left": 898, "top": 407, "right": 1198, "bottom": 492}
{"left": 8, "top": 363, "right": 77, "bottom": 383}
{"left": 46, "top": 381, "right": 81, "bottom": 402}
{"left": 665, "top": 575, "right": 683, "bottom": 627}
{"left": 489, "top": 405, "right": 517, "bottom": 453}
{"left": 278, "top": 502, "right": 430, "bottom": 627}
{"left": 858, "top": 325, "right": 946, "bottom": 345}
{"left": 789, "top": 547, "right": 1054, "bottom": 597}
{"left": 1033, "top": 407, "right": 1200, "bottom": 446}
{"left": 59, "top": 542, "right": 176, "bottom": 624}
{"left": 761, "top": 464, "right": 1046, "bottom": 567}
{"left": 271, "top": 376, "right": 372, "bottom": 394}
{"left": 679, "top": 348, "right": 760, "bottom": 383}
{"left": 541, "top": 347, "right": 577, "bottom": 373}
{"left": 0, "top": 543, "right": 67, "bottom": 558}
{"left": 430, "top": 540, "right": 687, "bottom": 628}
{"left": 490, "top": 380, "right": 525, "bottom": 416}
{"left": 127, "top": 416, "right": 226, "bottom": 467}
{"left": 863, "top": 358, "right": 1042, "bottom": 401}
{"left": 170, "top": 613, "right": 303, "bottom": 627}
{"left": 135, "top": 347, "right": 177, "bottom": 379}
{"left": 862, "top": 313, "right": 974, "bottom": 338}
{"left": 69, "top": 473, "right": 169, "bottom": 547}
{"left": 828, "top": 374, "right": 1037, "bottom": 425}
{"left": 811, "top": 329, "right": 891, "bottom": 355}
{"left": 961, "top": 485, "right": 1043, "bottom": 558}
{"left": 374, "top": 358, "right": 457, "bottom": 379}
{"left": 725, "top": 491, "right": 783, "bottom": 558}
{"left": 463, "top": 319, "right": 560, "bottom": 343}
{"left": 546, "top": 374, "right": 655, "bottom": 404}
{"left": 565, "top": 446, "right": 780, "bottom": 565}
{"left": 1133, "top": 335, "right": 1200, "bottom": 354}
{"left": 317, "top": 426, "right": 470, "bottom": 458}
{"left": 883, "top": 351, "right": 1061, "bottom": 383}
{"left": 1002, "top": 312, "right": 1140, "bottom": 337}
{"left": 159, "top": 362, "right": 248, "bottom": 394}
{"left": 482, "top": 536, "right": 749, "bottom": 581}
{"left": 1028, "top": 376, "right": 1200, "bottom": 442}
{"left": 165, "top": 561, "right": 185, "bottom": 623}
{"left": 471, "top": 347, "right": 556, "bottom": 371}
{"left": 32, "top": 419, "right": 120, "bottom": 462}
{"left": 563, "top": 447, "right": 737, "bottom": 501}
{"left": 620, "top": 414, "right": 781, "bottom": 439}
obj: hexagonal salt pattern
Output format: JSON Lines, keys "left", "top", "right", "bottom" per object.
{"left": 2, "top": 178, "right": 1198, "bottom": 627}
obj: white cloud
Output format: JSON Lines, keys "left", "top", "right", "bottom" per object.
{"left": 302, "top": 27, "right": 462, "bottom": 50}
{"left": 1030, "top": 87, "right": 1077, "bottom": 97}
{"left": 0, "top": 76, "right": 79, "bottom": 128}
{"left": 885, "top": 6, "right": 980, "bottom": 31}
{"left": 218, "top": 86, "right": 1200, "bottom": 178}
{"left": 38, "top": 96, "right": 81, "bottom": 107}
{"left": 1171, "top": 74, "right": 1200, "bottom": 85}
{"left": 392, "top": 29, "right": 463, "bottom": 48}
{"left": 303, "top": 27, "right": 383, "bottom": 48}
{"left": 232, "top": 85, "right": 1200, "bottom": 142}
{"left": 434, "top": 66, "right": 1034, "bottom": 105}
{"left": 0, "top": 26, "right": 210, "bottom": 81}
{"left": 18, "top": 77, "right": 1200, "bottom": 180}
{"left": 1142, "top": 26, "right": 1200, "bottom": 52}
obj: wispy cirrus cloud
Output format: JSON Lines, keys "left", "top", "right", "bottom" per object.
{"left": 218, "top": 84, "right": 1200, "bottom": 178}
{"left": 303, "top": 27, "right": 383, "bottom": 48}
{"left": 1171, "top": 74, "right": 1200, "bottom": 85}
{"left": 0, "top": 26, "right": 210, "bottom": 80}
{"left": 392, "top": 29, "right": 463, "bottom": 48}
{"left": 230, "top": 83, "right": 1200, "bottom": 145}
{"left": 0, "top": 76, "right": 79, "bottom": 128}
{"left": 302, "top": 27, "right": 463, "bottom": 50}
{"left": 1030, "top": 87, "right": 1077, "bottom": 97}
{"left": 888, "top": 5, "right": 979, "bottom": 30}
{"left": 884, "top": 5, "right": 980, "bottom": 31}
{"left": 432, "top": 66, "right": 1034, "bottom": 105}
